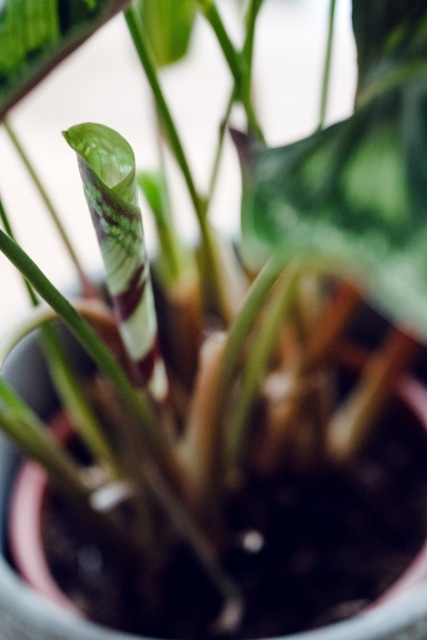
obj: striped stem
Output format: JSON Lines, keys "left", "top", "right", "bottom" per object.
{"left": 64, "top": 123, "right": 168, "bottom": 401}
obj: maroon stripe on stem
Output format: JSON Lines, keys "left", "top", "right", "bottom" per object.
{"left": 112, "top": 265, "right": 147, "bottom": 323}
{"left": 133, "top": 337, "right": 162, "bottom": 386}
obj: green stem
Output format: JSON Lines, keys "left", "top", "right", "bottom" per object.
{"left": 124, "top": 7, "right": 203, "bottom": 223}
{"left": 0, "top": 196, "right": 117, "bottom": 470}
{"left": 138, "top": 167, "right": 182, "bottom": 285}
{"left": 241, "top": 0, "right": 265, "bottom": 140}
{"left": 1, "top": 195, "right": 39, "bottom": 304}
{"left": 207, "top": 89, "right": 236, "bottom": 204}
{"left": 3, "top": 120, "right": 85, "bottom": 278}
{"left": 318, "top": 0, "right": 336, "bottom": 130}
{"left": 0, "top": 377, "right": 151, "bottom": 555}
{"left": 243, "top": 0, "right": 264, "bottom": 73}
{"left": 0, "top": 196, "right": 12, "bottom": 236}
{"left": 216, "top": 253, "right": 290, "bottom": 414}
{"left": 40, "top": 327, "right": 119, "bottom": 469}
{"left": 124, "top": 7, "right": 232, "bottom": 319}
{"left": 197, "top": 252, "right": 290, "bottom": 495}
{"left": 198, "top": 0, "right": 263, "bottom": 139}
{"left": 0, "top": 379, "right": 88, "bottom": 499}
{"left": 198, "top": 1, "right": 242, "bottom": 87}
{"left": 0, "top": 229, "right": 175, "bottom": 478}
{"left": 207, "top": 0, "right": 264, "bottom": 205}
{"left": 153, "top": 105, "right": 184, "bottom": 282}
{"left": 227, "top": 266, "right": 299, "bottom": 463}
{"left": 217, "top": 255, "right": 348, "bottom": 465}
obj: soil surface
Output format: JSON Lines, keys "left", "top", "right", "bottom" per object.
{"left": 40, "top": 390, "right": 427, "bottom": 640}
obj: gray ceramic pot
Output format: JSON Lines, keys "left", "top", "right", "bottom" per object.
{"left": 1, "top": 334, "right": 427, "bottom": 640}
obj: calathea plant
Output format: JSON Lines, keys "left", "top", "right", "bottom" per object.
{"left": 1, "top": 0, "right": 427, "bottom": 637}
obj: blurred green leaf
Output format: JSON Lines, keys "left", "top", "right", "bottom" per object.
{"left": 137, "top": 169, "right": 196, "bottom": 285}
{"left": 353, "top": 0, "right": 427, "bottom": 103}
{"left": 138, "top": 169, "right": 170, "bottom": 225}
{"left": 0, "top": 0, "right": 129, "bottom": 119}
{"left": 238, "top": 0, "right": 427, "bottom": 340}
{"left": 134, "top": 0, "right": 196, "bottom": 67}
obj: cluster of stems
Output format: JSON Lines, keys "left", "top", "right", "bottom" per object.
{"left": 0, "top": 1, "right": 420, "bottom": 632}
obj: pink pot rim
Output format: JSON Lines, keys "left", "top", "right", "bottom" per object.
{"left": 8, "top": 412, "right": 82, "bottom": 615}
{"left": 8, "top": 460, "right": 81, "bottom": 615}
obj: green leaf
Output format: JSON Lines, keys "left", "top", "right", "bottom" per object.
{"left": 0, "top": 0, "right": 129, "bottom": 119}
{"left": 237, "top": 80, "right": 427, "bottom": 340}
{"left": 134, "top": 0, "right": 196, "bottom": 67}
{"left": 237, "top": 1, "right": 427, "bottom": 341}
{"left": 64, "top": 123, "right": 168, "bottom": 399}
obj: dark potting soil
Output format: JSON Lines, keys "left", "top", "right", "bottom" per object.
{"left": 41, "top": 394, "right": 427, "bottom": 640}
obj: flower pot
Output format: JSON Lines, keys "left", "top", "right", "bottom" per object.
{"left": 3, "top": 335, "right": 427, "bottom": 640}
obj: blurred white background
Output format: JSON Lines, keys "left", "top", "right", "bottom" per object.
{"left": 0, "top": 0, "right": 356, "bottom": 327}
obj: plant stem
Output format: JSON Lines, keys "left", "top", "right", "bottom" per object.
{"left": 124, "top": 6, "right": 232, "bottom": 321}
{"left": 0, "top": 301, "right": 128, "bottom": 472}
{"left": 180, "top": 332, "right": 227, "bottom": 514}
{"left": 0, "top": 229, "right": 177, "bottom": 480}
{"left": 0, "top": 196, "right": 118, "bottom": 470}
{"left": 0, "top": 380, "right": 88, "bottom": 498}
{"left": 251, "top": 281, "right": 361, "bottom": 472}
{"left": 0, "top": 379, "right": 153, "bottom": 557}
{"left": 227, "top": 266, "right": 300, "bottom": 463}
{"left": 240, "top": 0, "right": 265, "bottom": 140}
{"left": 41, "top": 324, "right": 120, "bottom": 468}
{"left": 124, "top": 7, "right": 202, "bottom": 222}
{"left": 197, "top": 0, "right": 263, "bottom": 139}
{"left": 201, "top": 254, "right": 292, "bottom": 496}
{"left": 326, "top": 327, "right": 419, "bottom": 461}
{"left": 142, "top": 456, "right": 243, "bottom": 631}
{"left": 207, "top": 88, "right": 235, "bottom": 204}
{"left": 152, "top": 104, "right": 185, "bottom": 282}
{"left": 216, "top": 252, "right": 291, "bottom": 419}
{"left": 139, "top": 169, "right": 181, "bottom": 284}
{"left": 298, "top": 281, "right": 361, "bottom": 374}
{"left": 199, "top": 1, "right": 242, "bottom": 85}
{"left": 221, "top": 254, "right": 344, "bottom": 463}
{"left": 1, "top": 195, "right": 37, "bottom": 304}
{"left": 318, "top": 0, "right": 337, "bottom": 130}
{"left": 3, "top": 119, "right": 87, "bottom": 283}
{"left": 207, "top": 0, "right": 264, "bottom": 205}
{"left": 243, "top": 0, "right": 264, "bottom": 74}
{"left": 0, "top": 196, "right": 13, "bottom": 236}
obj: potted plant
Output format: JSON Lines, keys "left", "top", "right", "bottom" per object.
{"left": 1, "top": 0, "right": 427, "bottom": 639}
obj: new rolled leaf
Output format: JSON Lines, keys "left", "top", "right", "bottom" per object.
{"left": 64, "top": 123, "right": 168, "bottom": 400}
